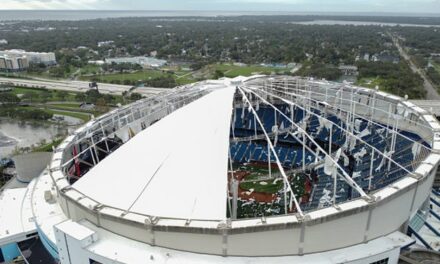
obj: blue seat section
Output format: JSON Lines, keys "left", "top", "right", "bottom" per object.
{"left": 311, "top": 119, "right": 425, "bottom": 210}
{"left": 303, "top": 167, "right": 351, "bottom": 211}
{"left": 232, "top": 105, "right": 431, "bottom": 212}
{"left": 252, "top": 145, "right": 263, "bottom": 160}
{"left": 233, "top": 106, "right": 303, "bottom": 140}
{"left": 230, "top": 141, "right": 316, "bottom": 168}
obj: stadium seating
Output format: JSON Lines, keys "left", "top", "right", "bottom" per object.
{"left": 231, "top": 105, "right": 427, "bottom": 213}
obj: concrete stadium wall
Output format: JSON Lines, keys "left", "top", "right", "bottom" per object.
{"left": 50, "top": 77, "right": 440, "bottom": 257}
{"left": 303, "top": 210, "right": 369, "bottom": 253}
{"left": 58, "top": 163, "right": 437, "bottom": 256}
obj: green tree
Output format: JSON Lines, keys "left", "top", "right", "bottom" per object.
{"left": 298, "top": 64, "right": 341, "bottom": 81}
{"left": 21, "top": 92, "right": 38, "bottom": 103}
{"left": 103, "top": 94, "right": 115, "bottom": 105}
{"left": 39, "top": 91, "right": 52, "bottom": 103}
{"left": 214, "top": 70, "right": 225, "bottom": 79}
{"left": 75, "top": 93, "right": 86, "bottom": 102}
{"left": 85, "top": 89, "right": 101, "bottom": 104}
{"left": 57, "top": 91, "right": 69, "bottom": 101}
{"left": 0, "top": 93, "right": 20, "bottom": 105}
{"left": 130, "top": 93, "right": 142, "bottom": 101}
{"left": 96, "top": 98, "right": 109, "bottom": 112}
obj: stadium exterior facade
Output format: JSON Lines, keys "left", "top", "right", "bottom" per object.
{"left": 1, "top": 76, "right": 440, "bottom": 264}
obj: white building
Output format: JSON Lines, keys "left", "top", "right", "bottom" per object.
{"left": 105, "top": 56, "right": 167, "bottom": 68}
{"left": 88, "top": 60, "right": 105, "bottom": 65}
{"left": 97, "top": 41, "right": 115, "bottom": 48}
{"left": 338, "top": 65, "right": 359, "bottom": 76}
{"left": 0, "top": 76, "right": 439, "bottom": 263}
{"left": 363, "top": 53, "right": 370, "bottom": 61}
{"left": 0, "top": 39, "right": 8, "bottom": 45}
{"left": 0, "top": 54, "right": 29, "bottom": 71}
{"left": 0, "top": 49, "right": 56, "bottom": 71}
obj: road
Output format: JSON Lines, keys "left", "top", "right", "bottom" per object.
{"left": 390, "top": 34, "right": 440, "bottom": 100}
{"left": 0, "top": 77, "right": 167, "bottom": 97}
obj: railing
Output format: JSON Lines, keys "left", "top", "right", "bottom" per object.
{"left": 55, "top": 85, "right": 210, "bottom": 176}
{"left": 48, "top": 76, "right": 440, "bottom": 231}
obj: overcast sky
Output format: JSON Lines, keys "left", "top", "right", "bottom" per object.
{"left": 1, "top": 0, "right": 440, "bottom": 14}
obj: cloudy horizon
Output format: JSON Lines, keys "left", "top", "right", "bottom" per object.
{"left": 1, "top": 0, "right": 440, "bottom": 14}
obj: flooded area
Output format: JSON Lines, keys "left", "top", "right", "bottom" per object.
{"left": 0, "top": 116, "right": 83, "bottom": 159}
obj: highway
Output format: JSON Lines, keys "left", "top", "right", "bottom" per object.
{"left": 390, "top": 34, "right": 440, "bottom": 100}
{"left": 0, "top": 77, "right": 167, "bottom": 97}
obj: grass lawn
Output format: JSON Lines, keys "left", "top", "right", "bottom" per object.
{"left": 0, "top": 65, "right": 80, "bottom": 80}
{"left": 22, "top": 105, "right": 91, "bottom": 122}
{"left": 212, "top": 64, "right": 289, "bottom": 78}
{"left": 80, "top": 70, "right": 166, "bottom": 83}
{"left": 48, "top": 103, "right": 81, "bottom": 108}
{"left": 78, "top": 63, "right": 290, "bottom": 86}
{"left": 2, "top": 105, "right": 90, "bottom": 122}
{"left": 44, "top": 103, "right": 104, "bottom": 118}
{"left": 11, "top": 87, "right": 81, "bottom": 102}
{"left": 33, "top": 138, "right": 64, "bottom": 152}
{"left": 355, "top": 77, "right": 382, "bottom": 88}
{"left": 176, "top": 76, "right": 198, "bottom": 85}
{"left": 175, "top": 70, "right": 198, "bottom": 85}
{"left": 237, "top": 164, "right": 283, "bottom": 194}
{"left": 10, "top": 86, "right": 126, "bottom": 105}
{"left": 46, "top": 104, "right": 94, "bottom": 115}
{"left": 240, "top": 179, "right": 284, "bottom": 194}
{"left": 239, "top": 174, "right": 306, "bottom": 197}
{"left": 25, "top": 72, "right": 59, "bottom": 80}
{"left": 0, "top": 71, "right": 47, "bottom": 80}
{"left": 7, "top": 86, "right": 125, "bottom": 119}
{"left": 81, "top": 68, "right": 200, "bottom": 87}
{"left": 355, "top": 77, "right": 399, "bottom": 94}
{"left": 44, "top": 108, "right": 91, "bottom": 122}
{"left": 11, "top": 87, "right": 43, "bottom": 95}
{"left": 237, "top": 162, "right": 307, "bottom": 197}
{"left": 433, "top": 62, "right": 440, "bottom": 74}
{"left": 79, "top": 65, "right": 101, "bottom": 75}
{"left": 357, "top": 76, "right": 416, "bottom": 96}
{"left": 46, "top": 103, "right": 95, "bottom": 113}
{"left": 429, "top": 62, "right": 440, "bottom": 93}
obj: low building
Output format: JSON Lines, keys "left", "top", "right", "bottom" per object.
{"left": 97, "top": 41, "right": 115, "bottom": 48}
{"left": 80, "top": 103, "right": 95, "bottom": 111}
{"left": 0, "top": 39, "right": 7, "bottom": 45}
{"left": 105, "top": 56, "right": 167, "bottom": 68}
{"left": 0, "top": 50, "right": 56, "bottom": 71}
{"left": 0, "top": 87, "right": 12, "bottom": 93}
{"left": 363, "top": 53, "right": 370, "bottom": 61}
{"left": 338, "top": 65, "right": 359, "bottom": 76}
{"left": 233, "top": 62, "right": 247, "bottom": 67}
{"left": 371, "top": 52, "right": 400, "bottom": 64}
{"left": 0, "top": 54, "right": 29, "bottom": 72}
{"left": 260, "top": 63, "right": 288, "bottom": 68}
{"left": 87, "top": 60, "right": 105, "bottom": 65}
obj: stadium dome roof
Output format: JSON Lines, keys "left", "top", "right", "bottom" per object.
{"left": 69, "top": 75, "right": 440, "bottom": 225}
{"left": 73, "top": 84, "right": 236, "bottom": 221}
{"left": 44, "top": 76, "right": 440, "bottom": 258}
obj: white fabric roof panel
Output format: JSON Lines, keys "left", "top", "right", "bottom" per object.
{"left": 73, "top": 86, "right": 236, "bottom": 221}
